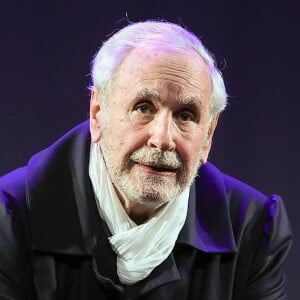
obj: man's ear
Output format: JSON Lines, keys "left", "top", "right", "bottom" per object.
{"left": 200, "top": 113, "right": 220, "bottom": 164}
{"left": 90, "top": 87, "right": 103, "bottom": 142}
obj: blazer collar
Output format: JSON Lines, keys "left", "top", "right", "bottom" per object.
{"left": 177, "top": 162, "right": 237, "bottom": 253}
{"left": 27, "top": 121, "right": 236, "bottom": 256}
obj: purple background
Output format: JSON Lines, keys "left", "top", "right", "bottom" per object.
{"left": 1, "top": 0, "right": 299, "bottom": 297}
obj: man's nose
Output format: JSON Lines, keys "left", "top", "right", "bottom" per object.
{"left": 147, "top": 113, "right": 176, "bottom": 151}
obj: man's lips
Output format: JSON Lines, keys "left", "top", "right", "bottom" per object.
{"left": 135, "top": 162, "right": 178, "bottom": 174}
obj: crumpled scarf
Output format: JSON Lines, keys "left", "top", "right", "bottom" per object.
{"left": 89, "top": 142, "right": 189, "bottom": 285}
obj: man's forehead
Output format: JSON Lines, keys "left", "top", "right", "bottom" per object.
{"left": 112, "top": 48, "right": 212, "bottom": 107}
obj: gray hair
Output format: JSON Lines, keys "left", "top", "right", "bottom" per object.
{"left": 91, "top": 20, "right": 227, "bottom": 116}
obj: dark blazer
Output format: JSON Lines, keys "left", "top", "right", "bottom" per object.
{"left": 0, "top": 121, "right": 292, "bottom": 300}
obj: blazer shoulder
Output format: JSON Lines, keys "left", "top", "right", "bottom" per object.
{"left": 0, "top": 167, "right": 27, "bottom": 203}
{"left": 220, "top": 168, "right": 291, "bottom": 242}
{"left": 223, "top": 172, "right": 267, "bottom": 203}
{"left": 202, "top": 162, "right": 268, "bottom": 207}
{"left": 202, "top": 162, "right": 288, "bottom": 225}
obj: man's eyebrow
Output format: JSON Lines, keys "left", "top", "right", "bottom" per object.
{"left": 176, "top": 96, "right": 203, "bottom": 108}
{"left": 136, "top": 88, "right": 203, "bottom": 108}
{"left": 136, "top": 89, "right": 162, "bottom": 102}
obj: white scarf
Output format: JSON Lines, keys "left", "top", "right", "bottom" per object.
{"left": 88, "top": 142, "right": 189, "bottom": 285}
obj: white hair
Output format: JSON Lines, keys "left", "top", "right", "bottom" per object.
{"left": 91, "top": 20, "right": 227, "bottom": 115}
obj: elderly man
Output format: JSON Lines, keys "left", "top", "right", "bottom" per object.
{"left": 0, "top": 21, "right": 292, "bottom": 299}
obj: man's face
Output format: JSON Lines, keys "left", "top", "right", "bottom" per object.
{"left": 90, "top": 48, "right": 218, "bottom": 207}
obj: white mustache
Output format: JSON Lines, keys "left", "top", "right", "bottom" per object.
{"left": 129, "top": 146, "right": 182, "bottom": 169}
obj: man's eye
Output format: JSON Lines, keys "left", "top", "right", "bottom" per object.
{"left": 135, "top": 102, "right": 152, "bottom": 114}
{"left": 177, "top": 111, "right": 195, "bottom": 122}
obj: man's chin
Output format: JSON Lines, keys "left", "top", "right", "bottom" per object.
{"left": 123, "top": 183, "right": 181, "bottom": 206}
{"left": 115, "top": 168, "right": 188, "bottom": 205}
{"left": 130, "top": 194, "right": 168, "bottom": 206}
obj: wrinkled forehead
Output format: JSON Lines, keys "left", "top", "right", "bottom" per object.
{"left": 113, "top": 48, "right": 212, "bottom": 101}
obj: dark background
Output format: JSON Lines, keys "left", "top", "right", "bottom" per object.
{"left": 1, "top": 0, "right": 299, "bottom": 297}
